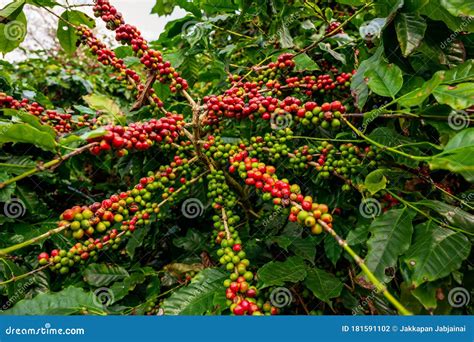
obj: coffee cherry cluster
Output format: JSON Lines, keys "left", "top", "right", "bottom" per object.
{"left": 247, "top": 53, "right": 296, "bottom": 87}
{"left": 294, "top": 100, "right": 344, "bottom": 129}
{"left": 206, "top": 171, "right": 272, "bottom": 315}
{"left": 268, "top": 53, "right": 296, "bottom": 70}
{"left": 0, "top": 92, "right": 92, "bottom": 133}
{"left": 379, "top": 192, "right": 400, "bottom": 212}
{"left": 87, "top": 113, "right": 183, "bottom": 155}
{"left": 202, "top": 135, "right": 241, "bottom": 164}
{"left": 37, "top": 156, "right": 198, "bottom": 274}
{"left": 214, "top": 210, "right": 269, "bottom": 316}
{"left": 93, "top": 0, "right": 188, "bottom": 92}
{"left": 229, "top": 151, "right": 333, "bottom": 235}
{"left": 75, "top": 26, "right": 165, "bottom": 107}
{"left": 326, "top": 21, "right": 344, "bottom": 35}
{"left": 248, "top": 129, "right": 293, "bottom": 162}
{"left": 247, "top": 132, "right": 379, "bottom": 189}
{"left": 207, "top": 170, "right": 237, "bottom": 209}
{"left": 284, "top": 72, "right": 353, "bottom": 96}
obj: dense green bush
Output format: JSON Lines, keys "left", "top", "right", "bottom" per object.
{"left": 0, "top": 0, "right": 472, "bottom": 315}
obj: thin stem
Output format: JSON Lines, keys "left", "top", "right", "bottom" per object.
{"left": 387, "top": 191, "right": 473, "bottom": 236}
{"left": 221, "top": 207, "right": 231, "bottom": 240}
{"left": 0, "top": 225, "right": 70, "bottom": 256}
{"left": 210, "top": 24, "right": 255, "bottom": 39}
{"left": 317, "top": 220, "right": 412, "bottom": 315}
{"left": 0, "top": 263, "right": 51, "bottom": 286}
{"left": 341, "top": 116, "right": 429, "bottom": 161}
{"left": 297, "top": 2, "right": 374, "bottom": 56}
{"left": 289, "top": 136, "right": 365, "bottom": 143}
{"left": 0, "top": 142, "right": 99, "bottom": 189}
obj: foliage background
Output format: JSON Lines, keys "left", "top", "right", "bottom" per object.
{"left": 0, "top": 0, "right": 473, "bottom": 315}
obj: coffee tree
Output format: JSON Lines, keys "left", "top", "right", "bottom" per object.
{"left": 0, "top": 0, "right": 472, "bottom": 315}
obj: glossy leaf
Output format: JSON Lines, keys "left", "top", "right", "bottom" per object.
{"left": 365, "top": 59, "right": 403, "bottom": 98}
{"left": 83, "top": 263, "right": 129, "bottom": 287}
{"left": 429, "top": 128, "right": 474, "bottom": 182}
{"left": 403, "top": 221, "right": 470, "bottom": 287}
{"left": 432, "top": 83, "right": 474, "bottom": 110}
{"left": 0, "top": 11, "right": 27, "bottom": 54}
{"left": 3, "top": 286, "right": 101, "bottom": 315}
{"left": 257, "top": 256, "right": 307, "bottom": 287}
{"left": 395, "top": 13, "right": 426, "bottom": 57}
{"left": 304, "top": 267, "right": 343, "bottom": 304}
{"left": 57, "top": 10, "right": 95, "bottom": 55}
{"left": 162, "top": 268, "right": 227, "bottom": 315}
{"left": 365, "top": 208, "right": 416, "bottom": 283}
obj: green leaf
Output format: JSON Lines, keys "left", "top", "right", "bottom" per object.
{"left": 319, "top": 42, "right": 346, "bottom": 64}
{"left": 420, "top": 0, "right": 474, "bottom": 32}
{"left": 26, "top": 0, "right": 57, "bottom": 6}
{"left": 364, "top": 169, "right": 387, "bottom": 195}
{"left": 398, "top": 73, "right": 443, "bottom": 108}
{"left": 162, "top": 268, "right": 227, "bottom": 315}
{"left": 351, "top": 46, "right": 383, "bottom": 110}
{"left": 57, "top": 10, "right": 95, "bottom": 55}
{"left": 365, "top": 59, "right": 403, "bottom": 98}
{"left": 175, "top": 0, "right": 201, "bottom": 17}
{"left": 109, "top": 272, "right": 147, "bottom": 303}
{"left": 126, "top": 224, "right": 151, "bottom": 258}
{"left": 365, "top": 208, "right": 416, "bottom": 283}
{"left": 324, "top": 234, "right": 342, "bottom": 266}
{"left": 151, "top": 0, "right": 175, "bottom": 16}
{"left": 2, "top": 108, "right": 55, "bottom": 136}
{"left": 173, "top": 228, "right": 207, "bottom": 252}
{"left": 83, "top": 263, "right": 129, "bottom": 287}
{"left": 440, "top": 0, "right": 474, "bottom": 17}
{"left": 414, "top": 200, "right": 474, "bottom": 234}
{"left": 429, "top": 128, "right": 474, "bottom": 182}
{"left": 0, "top": 0, "right": 25, "bottom": 18}
{"left": 403, "top": 221, "right": 471, "bottom": 287}
{"left": 412, "top": 282, "right": 438, "bottom": 310}
{"left": 0, "top": 121, "right": 56, "bottom": 151}
{"left": 442, "top": 60, "right": 474, "bottom": 84}
{"left": 432, "top": 83, "right": 474, "bottom": 110}
{"left": 278, "top": 25, "right": 294, "bottom": 48}
{"left": 304, "top": 267, "right": 343, "bottom": 304}
{"left": 82, "top": 94, "right": 125, "bottom": 124}
{"left": 346, "top": 224, "right": 370, "bottom": 245}
{"left": 257, "top": 256, "right": 307, "bottom": 287}
{"left": 394, "top": 13, "right": 427, "bottom": 57}
{"left": 293, "top": 53, "right": 319, "bottom": 72}
{"left": 3, "top": 286, "right": 101, "bottom": 315}
{"left": 404, "top": 0, "right": 429, "bottom": 11}
{"left": 368, "top": 127, "right": 422, "bottom": 167}
{"left": 398, "top": 60, "right": 474, "bottom": 108}
{"left": 291, "top": 238, "right": 317, "bottom": 264}
{"left": 0, "top": 11, "right": 27, "bottom": 54}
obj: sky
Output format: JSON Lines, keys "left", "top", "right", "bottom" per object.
{"left": 0, "top": 0, "right": 187, "bottom": 61}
